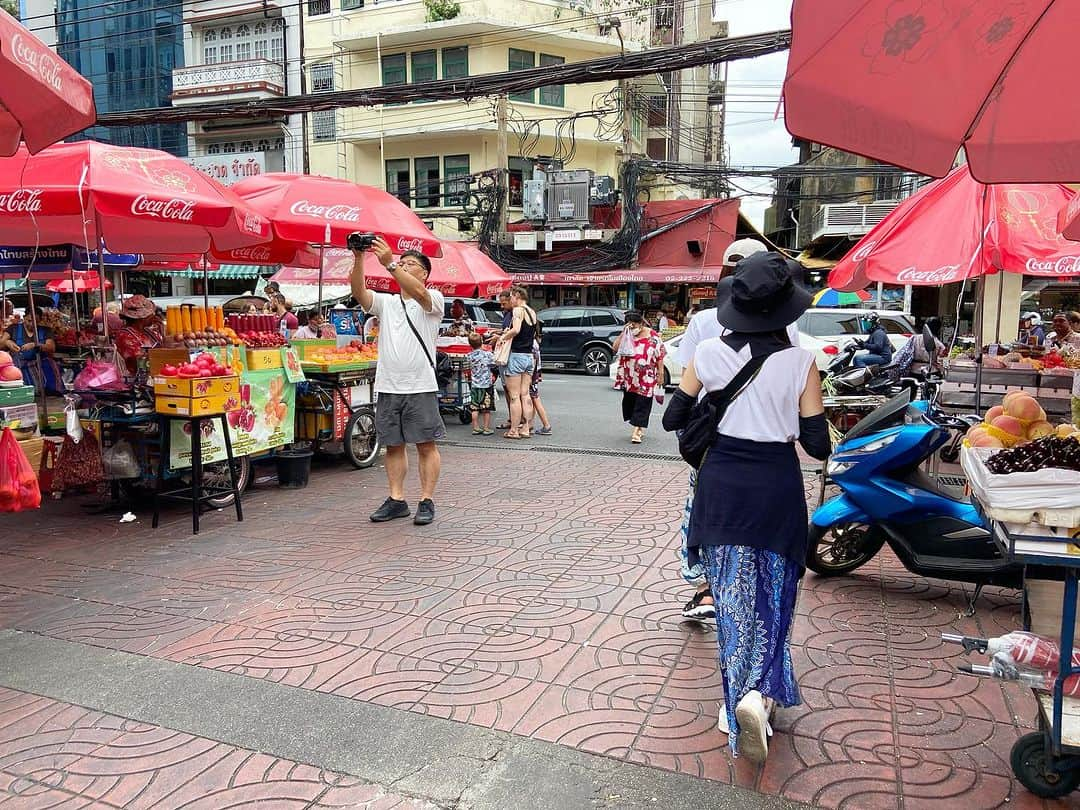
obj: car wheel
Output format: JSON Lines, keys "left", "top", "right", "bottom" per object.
{"left": 582, "top": 346, "right": 612, "bottom": 376}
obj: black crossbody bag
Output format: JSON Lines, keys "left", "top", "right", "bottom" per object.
{"left": 400, "top": 297, "right": 453, "bottom": 388}
{"left": 679, "top": 347, "right": 788, "bottom": 468}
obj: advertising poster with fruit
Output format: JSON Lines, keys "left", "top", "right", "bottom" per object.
{"left": 168, "top": 370, "right": 295, "bottom": 470}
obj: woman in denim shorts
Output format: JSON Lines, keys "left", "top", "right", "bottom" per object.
{"left": 495, "top": 285, "right": 538, "bottom": 439}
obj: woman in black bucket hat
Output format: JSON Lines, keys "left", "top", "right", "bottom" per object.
{"left": 663, "top": 252, "right": 831, "bottom": 764}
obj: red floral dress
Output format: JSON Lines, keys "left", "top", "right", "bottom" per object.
{"left": 615, "top": 330, "right": 666, "bottom": 397}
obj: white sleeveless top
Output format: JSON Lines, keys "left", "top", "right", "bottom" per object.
{"left": 694, "top": 338, "right": 815, "bottom": 443}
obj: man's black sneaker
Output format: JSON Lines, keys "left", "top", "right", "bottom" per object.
{"left": 370, "top": 498, "right": 410, "bottom": 522}
{"left": 414, "top": 499, "right": 436, "bottom": 525}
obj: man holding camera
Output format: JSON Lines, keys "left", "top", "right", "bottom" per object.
{"left": 349, "top": 234, "right": 445, "bottom": 525}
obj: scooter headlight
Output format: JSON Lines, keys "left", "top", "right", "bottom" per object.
{"left": 837, "top": 432, "right": 900, "bottom": 457}
{"left": 827, "top": 460, "right": 854, "bottom": 476}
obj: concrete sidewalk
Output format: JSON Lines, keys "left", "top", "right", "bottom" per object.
{"left": 0, "top": 445, "right": 1060, "bottom": 809}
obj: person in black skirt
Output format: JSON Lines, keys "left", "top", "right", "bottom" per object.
{"left": 663, "top": 253, "right": 831, "bottom": 763}
{"left": 613, "top": 310, "right": 666, "bottom": 444}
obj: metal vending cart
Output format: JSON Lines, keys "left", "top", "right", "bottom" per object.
{"left": 296, "top": 361, "right": 380, "bottom": 469}
{"left": 954, "top": 445, "right": 1080, "bottom": 798}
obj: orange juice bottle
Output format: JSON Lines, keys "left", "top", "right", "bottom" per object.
{"left": 180, "top": 305, "right": 192, "bottom": 334}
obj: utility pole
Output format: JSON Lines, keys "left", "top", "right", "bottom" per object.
{"left": 496, "top": 93, "right": 509, "bottom": 233}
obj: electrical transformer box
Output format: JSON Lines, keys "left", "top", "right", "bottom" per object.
{"left": 523, "top": 178, "right": 546, "bottom": 220}
{"left": 545, "top": 170, "right": 593, "bottom": 225}
{"left": 590, "top": 175, "right": 616, "bottom": 206}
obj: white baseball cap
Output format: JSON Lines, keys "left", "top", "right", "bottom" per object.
{"left": 722, "top": 238, "right": 768, "bottom": 267}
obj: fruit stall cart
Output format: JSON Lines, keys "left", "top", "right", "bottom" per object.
{"left": 435, "top": 339, "right": 472, "bottom": 425}
{"left": 295, "top": 341, "right": 380, "bottom": 469}
{"left": 954, "top": 438, "right": 1080, "bottom": 798}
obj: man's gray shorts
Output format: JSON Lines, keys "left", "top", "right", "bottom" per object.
{"left": 376, "top": 392, "right": 446, "bottom": 446}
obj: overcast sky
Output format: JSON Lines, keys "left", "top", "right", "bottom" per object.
{"left": 716, "top": 0, "right": 795, "bottom": 229}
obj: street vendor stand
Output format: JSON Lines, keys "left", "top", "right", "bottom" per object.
{"left": 956, "top": 444, "right": 1080, "bottom": 797}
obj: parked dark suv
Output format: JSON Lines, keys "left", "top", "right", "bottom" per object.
{"left": 440, "top": 298, "right": 503, "bottom": 332}
{"left": 537, "top": 306, "right": 625, "bottom": 375}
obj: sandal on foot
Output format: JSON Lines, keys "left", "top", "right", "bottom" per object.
{"left": 472, "top": 428, "right": 483, "bottom": 435}
{"left": 482, "top": 429, "right": 494, "bottom": 435}
{"left": 496, "top": 422, "right": 512, "bottom": 430}
{"left": 682, "top": 589, "right": 716, "bottom": 620}
{"left": 504, "top": 431, "right": 524, "bottom": 439}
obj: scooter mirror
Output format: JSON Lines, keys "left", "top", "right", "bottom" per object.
{"left": 922, "top": 325, "right": 936, "bottom": 356}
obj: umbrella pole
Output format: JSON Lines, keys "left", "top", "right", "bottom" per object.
{"left": 973, "top": 277, "right": 986, "bottom": 415}
{"left": 317, "top": 243, "right": 325, "bottom": 319}
{"left": 95, "top": 215, "right": 110, "bottom": 342}
{"left": 25, "top": 270, "right": 49, "bottom": 426}
{"left": 68, "top": 265, "right": 81, "bottom": 353}
{"left": 202, "top": 254, "right": 209, "bottom": 313}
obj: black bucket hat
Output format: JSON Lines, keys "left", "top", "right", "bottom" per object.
{"left": 714, "top": 252, "right": 813, "bottom": 334}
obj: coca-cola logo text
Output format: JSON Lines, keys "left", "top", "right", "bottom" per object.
{"left": 289, "top": 200, "right": 361, "bottom": 222}
{"left": 10, "top": 33, "right": 63, "bottom": 92}
{"left": 241, "top": 212, "right": 264, "bottom": 235}
{"left": 227, "top": 245, "right": 272, "bottom": 261}
{"left": 396, "top": 237, "right": 425, "bottom": 253}
{"left": 131, "top": 195, "right": 196, "bottom": 222}
{"left": 895, "top": 265, "right": 963, "bottom": 284}
{"left": 850, "top": 240, "right": 878, "bottom": 263}
{"left": 0, "top": 189, "right": 43, "bottom": 213}
{"left": 1025, "top": 256, "right": 1080, "bottom": 276}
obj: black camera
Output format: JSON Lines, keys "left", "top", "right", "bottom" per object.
{"left": 347, "top": 232, "right": 377, "bottom": 251}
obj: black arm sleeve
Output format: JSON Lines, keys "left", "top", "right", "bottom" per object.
{"left": 662, "top": 389, "right": 696, "bottom": 432}
{"left": 798, "top": 413, "right": 831, "bottom": 461}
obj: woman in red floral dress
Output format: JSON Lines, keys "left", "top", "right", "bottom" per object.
{"left": 613, "top": 310, "right": 666, "bottom": 444}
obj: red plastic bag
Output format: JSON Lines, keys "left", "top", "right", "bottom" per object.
{"left": 0, "top": 427, "right": 41, "bottom": 512}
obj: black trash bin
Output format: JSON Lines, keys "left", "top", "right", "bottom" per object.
{"left": 275, "top": 447, "right": 313, "bottom": 489}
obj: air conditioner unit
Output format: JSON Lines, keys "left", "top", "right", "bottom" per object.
{"left": 712, "top": 21, "right": 729, "bottom": 37}
{"left": 546, "top": 170, "right": 593, "bottom": 225}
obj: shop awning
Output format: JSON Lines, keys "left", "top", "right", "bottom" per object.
{"left": 156, "top": 264, "right": 270, "bottom": 279}
{"left": 512, "top": 268, "right": 730, "bottom": 286}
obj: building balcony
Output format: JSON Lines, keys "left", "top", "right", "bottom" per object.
{"left": 810, "top": 201, "right": 900, "bottom": 242}
{"left": 172, "top": 59, "right": 285, "bottom": 105}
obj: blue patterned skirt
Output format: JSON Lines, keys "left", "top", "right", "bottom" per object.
{"left": 702, "top": 544, "right": 801, "bottom": 757}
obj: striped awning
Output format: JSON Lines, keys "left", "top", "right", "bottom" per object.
{"left": 159, "top": 264, "right": 272, "bottom": 279}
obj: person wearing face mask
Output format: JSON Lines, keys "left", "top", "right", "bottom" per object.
{"left": 613, "top": 310, "right": 667, "bottom": 444}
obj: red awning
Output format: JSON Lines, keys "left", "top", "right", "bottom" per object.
{"left": 513, "top": 199, "right": 741, "bottom": 286}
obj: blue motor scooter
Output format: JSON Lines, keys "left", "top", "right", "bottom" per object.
{"left": 808, "top": 387, "right": 1022, "bottom": 600}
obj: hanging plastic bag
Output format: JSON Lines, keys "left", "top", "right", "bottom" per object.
{"left": 616, "top": 326, "right": 636, "bottom": 357}
{"left": 73, "top": 347, "right": 126, "bottom": 392}
{"left": 64, "top": 394, "right": 84, "bottom": 443}
{"left": 0, "top": 427, "right": 41, "bottom": 512}
{"left": 102, "top": 439, "right": 139, "bottom": 480}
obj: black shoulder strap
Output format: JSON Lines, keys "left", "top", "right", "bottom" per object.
{"left": 399, "top": 296, "right": 435, "bottom": 370}
{"left": 704, "top": 346, "right": 789, "bottom": 421}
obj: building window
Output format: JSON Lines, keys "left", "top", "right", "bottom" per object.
{"left": 219, "top": 27, "right": 233, "bottom": 62}
{"left": 311, "top": 62, "right": 336, "bottom": 141}
{"left": 654, "top": 0, "right": 673, "bottom": 29}
{"left": 442, "top": 46, "right": 468, "bottom": 79}
{"left": 224, "top": 142, "right": 237, "bottom": 153}
{"left": 444, "top": 155, "right": 469, "bottom": 205}
{"left": 236, "top": 24, "right": 252, "bottom": 61}
{"left": 257, "top": 138, "right": 271, "bottom": 151}
{"left": 508, "top": 156, "right": 534, "bottom": 207}
{"left": 647, "top": 95, "right": 667, "bottom": 127}
{"left": 386, "top": 159, "right": 410, "bottom": 205}
{"left": 342, "top": 0, "right": 364, "bottom": 9}
{"left": 239, "top": 140, "right": 254, "bottom": 152}
{"left": 208, "top": 143, "right": 222, "bottom": 154}
{"left": 271, "top": 19, "right": 285, "bottom": 64}
{"left": 308, "top": 0, "right": 330, "bottom": 15}
{"left": 253, "top": 22, "right": 268, "bottom": 60}
{"left": 411, "top": 50, "right": 437, "bottom": 87}
{"left": 414, "top": 157, "right": 440, "bottom": 208}
{"left": 538, "top": 54, "right": 564, "bottom": 106}
{"left": 508, "top": 49, "right": 535, "bottom": 103}
{"left": 646, "top": 137, "right": 667, "bottom": 160}
{"left": 203, "top": 28, "right": 218, "bottom": 64}
{"left": 382, "top": 54, "right": 407, "bottom": 86}
{"left": 273, "top": 136, "right": 285, "bottom": 150}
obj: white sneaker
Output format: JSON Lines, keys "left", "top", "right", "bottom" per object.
{"left": 735, "top": 690, "right": 770, "bottom": 763}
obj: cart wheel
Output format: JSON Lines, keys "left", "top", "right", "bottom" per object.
{"left": 1011, "top": 732, "right": 1080, "bottom": 798}
{"left": 458, "top": 409, "right": 472, "bottom": 425}
{"left": 203, "top": 455, "right": 252, "bottom": 510}
{"left": 344, "top": 408, "right": 379, "bottom": 469}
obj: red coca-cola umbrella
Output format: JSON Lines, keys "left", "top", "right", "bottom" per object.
{"left": 783, "top": 0, "right": 1080, "bottom": 183}
{"left": 272, "top": 241, "right": 510, "bottom": 303}
{"left": 230, "top": 173, "right": 442, "bottom": 311}
{"left": 0, "top": 141, "right": 271, "bottom": 336}
{"left": 0, "top": 9, "right": 96, "bottom": 156}
{"left": 829, "top": 166, "right": 1079, "bottom": 293}
{"left": 45, "top": 270, "right": 111, "bottom": 294}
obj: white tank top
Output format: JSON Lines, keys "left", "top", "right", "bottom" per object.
{"left": 694, "top": 338, "right": 815, "bottom": 443}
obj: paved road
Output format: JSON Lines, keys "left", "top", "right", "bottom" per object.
{"left": 441, "top": 371, "right": 680, "bottom": 457}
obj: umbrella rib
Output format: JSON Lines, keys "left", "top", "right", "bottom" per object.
{"left": 961, "top": 1, "right": 1057, "bottom": 148}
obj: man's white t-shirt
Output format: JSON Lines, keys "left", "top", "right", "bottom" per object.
{"left": 364, "top": 289, "right": 445, "bottom": 394}
{"left": 677, "top": 307, "right": 800, "bottom": 368}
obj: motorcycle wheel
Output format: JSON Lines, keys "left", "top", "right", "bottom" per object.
{"left": 806, "top": 522, "right": 886, "bottom": 576}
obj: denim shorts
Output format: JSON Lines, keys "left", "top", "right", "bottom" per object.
{"left": 507, "top": 352, "right": 535, "bottom": 375}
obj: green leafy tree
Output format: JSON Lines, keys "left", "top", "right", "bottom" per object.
{"left": 423, "top": 0, "right": 459, "bottom": 22}
{"left": 0, "top": 0, "right": 18, "bottom": 19}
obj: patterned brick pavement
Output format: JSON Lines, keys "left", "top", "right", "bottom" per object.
{"left": 0, "top": 445, "right": 1075, "bottom": 809}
